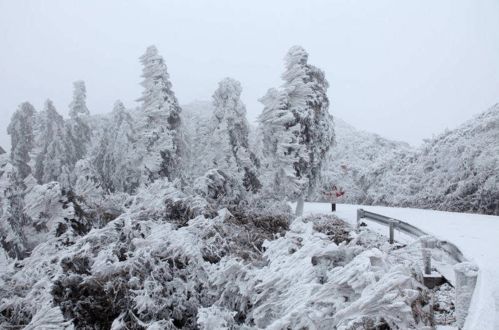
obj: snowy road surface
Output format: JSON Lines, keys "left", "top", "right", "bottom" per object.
{"left": 302, "top": 203, "right": 499, "bottom": 330}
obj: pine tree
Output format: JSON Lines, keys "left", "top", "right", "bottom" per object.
{"left": 0, "top": 163, "right": 29, "bottom": 259}
{"left": 68, "top": 80, "right": 91, "bottom": 159}
{"left": 34, "top": 100, "right": 73, "bottom": 185}
{"left": 7, "top": 102, "right": 36, "bottom": 179}
{"left": 259, "top": 46, "right": 334, "bottom": 216}
{"left": 93, "top": 100, "right": 139, "bottom": 193}
{"left": 181, "top": 101, "right": 214, "bottom": 182}
{"left": 210, "top": 78, "right": 260, "bottom": 193}
{"left": 136, "top": 45, "right": 183, "bottom": 182}
{"left": 69, "top": 80, "right": 90, "bottom": 118}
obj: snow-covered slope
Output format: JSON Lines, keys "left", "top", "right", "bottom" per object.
{"left": 0, "top": 179, "right": 449, "bottom": 329}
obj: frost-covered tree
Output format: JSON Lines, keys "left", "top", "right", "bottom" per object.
{"left": 7, "top": 102, "right": 36, "bottom": 179}
{"left": 181, "top": 101, "right": 214, "bottom": 181}
{"left": 34, "top": 100, "right": 73, "bottom": 186}
{"left": 68, "top": 80, "right": 91, "bottom": 159}
{"left": 136, "top": 45, "right": 183, "bottom": 182}
{"left": 209, "top": 78, "right": 260, "bottom": 193}
{"left": 259, "top": 46, "right": 334, "bottom": 216}
{"left": 0, "top": 163, "right": 29, "bottom": 259}
{"left": 93, "top": 100, "right": 139, "bottom": 193}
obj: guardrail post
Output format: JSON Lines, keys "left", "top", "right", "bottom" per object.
{"left": 422, "top": 248, "right": 431, "bottom": 275}
{"left": 356, "top": 209, "right": 363, "bottom": 229}
{"left": 420, "top": 236, "right": 437, "bottom": 275}
{"left": 454, "top": 262, "right": 479, "bottom": 329}
{"left": 388, "top": 219, "right": 395, "bottom": 244}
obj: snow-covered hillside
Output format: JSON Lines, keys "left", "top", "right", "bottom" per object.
{"left": 360, "top": 104, "right": 499, "bottom": 215}
{"left": 317, "top": 105, "right": 499, "bottom": 216}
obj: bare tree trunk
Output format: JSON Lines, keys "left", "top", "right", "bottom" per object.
{"left": 295, "top": 195, "right": 304, "bottom": 216}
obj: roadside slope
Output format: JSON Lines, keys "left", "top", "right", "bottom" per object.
{"left": 302, "top": 203, "right": 499, "bottom": 330}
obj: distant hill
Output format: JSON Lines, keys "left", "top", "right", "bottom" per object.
{"left": 358, "top": 104, "right": 499, "bottom": 215}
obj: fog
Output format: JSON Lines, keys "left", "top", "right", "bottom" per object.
{"left": 1, "top": 0, "right": 498, "bottom": 149}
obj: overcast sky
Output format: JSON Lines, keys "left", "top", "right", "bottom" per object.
{"left": 1, "top": 0, "right": 498, "bottom": 149}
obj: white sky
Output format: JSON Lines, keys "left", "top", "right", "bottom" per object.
{"left": 1, "top": 0, "right": 498, "bottom": 149}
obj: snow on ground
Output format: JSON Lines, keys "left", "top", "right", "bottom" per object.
{"left": 301, "top": 203, "right": 499, "bottom": 330}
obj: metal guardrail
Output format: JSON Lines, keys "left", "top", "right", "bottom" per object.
{"left": 357, "top": 208, "right": 427, "bottom": 238}
{"left": 356, "top": 208, "right": 466, "bottom": 263}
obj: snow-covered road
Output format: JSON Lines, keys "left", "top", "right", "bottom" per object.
{"left": 302, "top": 203, "right": 499, "bottom": 330}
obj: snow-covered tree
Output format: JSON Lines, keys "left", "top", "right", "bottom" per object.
{"left": 181, "top": 101, "right": 214, "bottom": 182}
{"left": 209, "top": 78, "right": 260, "bottom": 193}
{"left": 136, "top": 45, "right": 183, "bottom": 182}
{"left": 7, "top": 102, "right": 36, "bottom": 179}
{"left": 0, "top": 163, "right": 29, "bottom": 259}
{"left": 69, "top": 80, "right": 90, "bottom": 118}
{"left": 34, "top": 100, "right": 73, "bottom": 186}
{"left": 72, "top": 158, "right": 105, "bottom": 212}
{"left": 93, "top": 100, "right": 139, "bottom": 193}
{"left": 68, "top": 80, "right": 91, "bottom": 159}
{"left": 259, "top": 46, "right": 334, "bottom": 215}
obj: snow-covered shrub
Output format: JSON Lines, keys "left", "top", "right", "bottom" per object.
{"left": 1, "top": 189, "right": 449, "bottom": 329}
{"left": 23, "top": 182, "right": 78, "bottom": 248}
{"left": 193, "top": 169, "right": 243, "bottom": 206}
{"left": 433, "top": 283, "right": 456, "bottom": 325}
{"left": 205, "top": 217, "right": 437, "bottom": 329}
{"left": 304, "top": 213, "right": 352, "bottom": 245}
{"left": 130, "top": 178, "right": 215, "bottom": 226}
{"left": 197, "top": 306, "right": 236, "bottom": 330}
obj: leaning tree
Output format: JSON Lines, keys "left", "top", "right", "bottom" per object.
{"left": 259, "top": 46, "right": 334, "bottom": 216}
